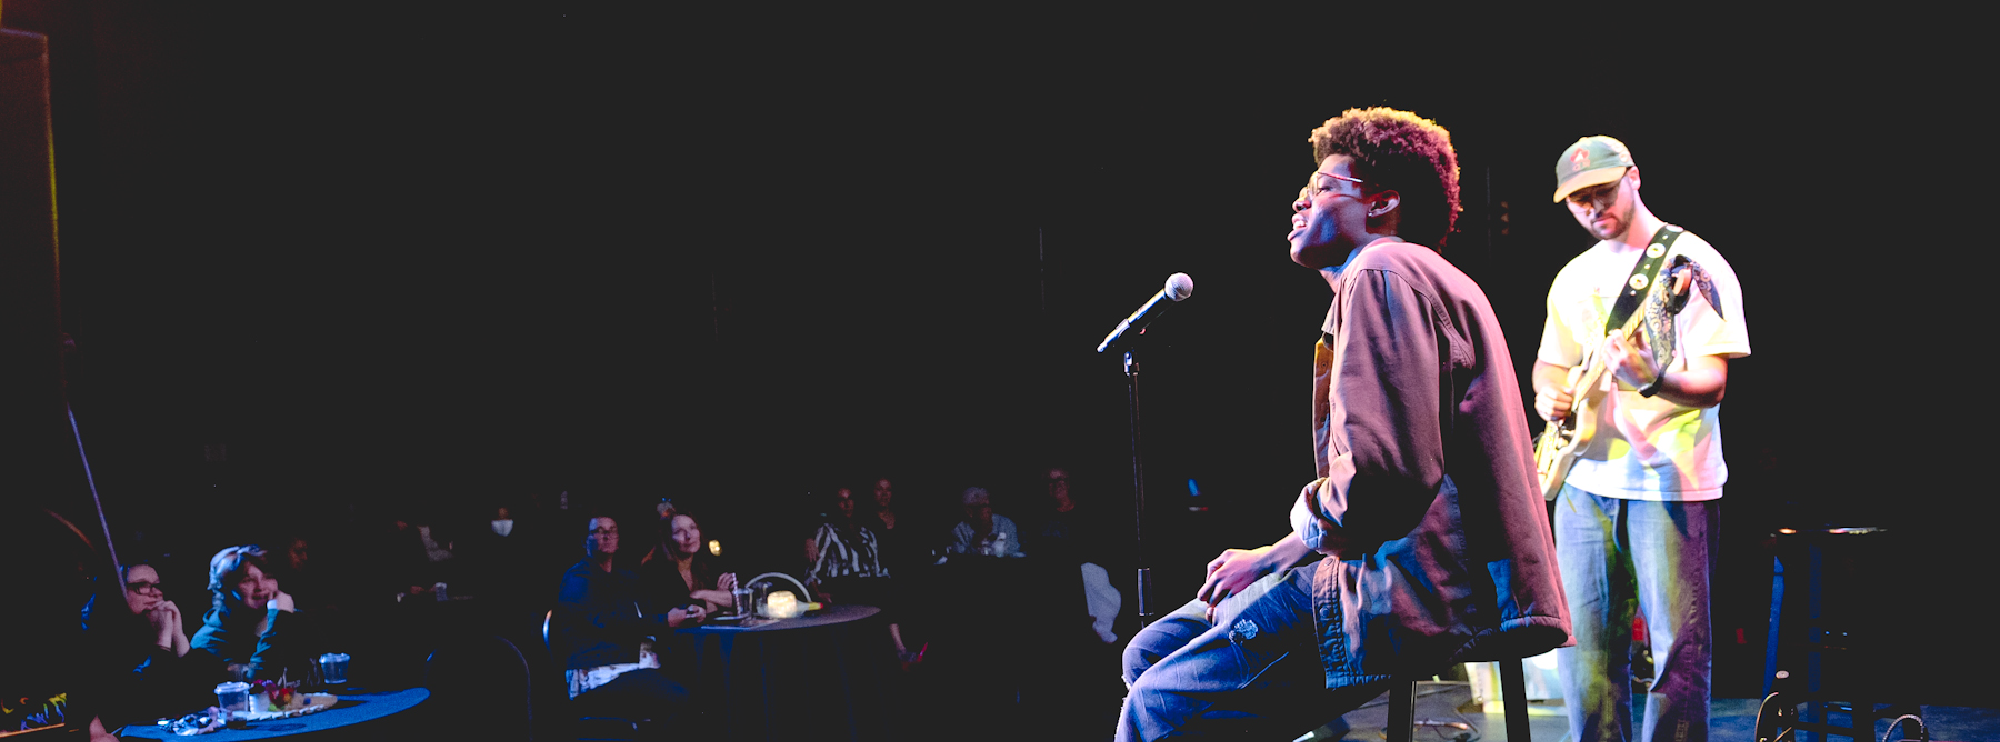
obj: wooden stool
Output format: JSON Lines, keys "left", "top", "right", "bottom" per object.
{"left": 1763, "top": 526, "right": 1919, "bottom": 742}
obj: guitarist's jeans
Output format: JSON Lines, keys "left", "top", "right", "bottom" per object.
{"left": 1553, "top": 484, "right": 1720, "bottom": 742}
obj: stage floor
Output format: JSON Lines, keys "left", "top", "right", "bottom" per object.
{"left": 1317, "top": 686, "right": 1999, "bottom": 741}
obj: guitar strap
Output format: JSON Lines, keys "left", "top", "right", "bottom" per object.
{"left": 1603, "top": 224, "right": 1685, "bottom": 333}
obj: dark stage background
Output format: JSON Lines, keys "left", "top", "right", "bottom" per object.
{"left": 8, "top": 5, "right": 1974, "bottom": 705}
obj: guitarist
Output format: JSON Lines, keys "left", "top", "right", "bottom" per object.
{"left": 1533, "top": 136, "right": 1750, "bottom": 742}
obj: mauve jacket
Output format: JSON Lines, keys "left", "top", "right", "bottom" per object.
{"left": 1290, "top": 239, "right": 1570, "bottom": 689}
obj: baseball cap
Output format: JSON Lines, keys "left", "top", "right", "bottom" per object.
{"left": 1552, "top": 136, "right": 1636, "bottom": 202}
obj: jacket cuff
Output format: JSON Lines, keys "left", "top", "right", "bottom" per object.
{"left": 1290, "top": 478, "right": 1332, "bottom": 550}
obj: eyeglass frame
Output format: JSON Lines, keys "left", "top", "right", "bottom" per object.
{"left": 1564, "top": 168, "right": 1628, "bottom": 208}
{"left": 126, "top": 580, "right": 164, "bottom": 594}
{"left": 1300, "top": 170, "right": 1368, "bottom": 202}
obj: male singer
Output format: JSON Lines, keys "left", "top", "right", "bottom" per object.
{"left": 1116, "top": 108, "right": 1569, "bottom": 740}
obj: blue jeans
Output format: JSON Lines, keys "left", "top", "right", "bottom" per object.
{"left": 1115, "top": 562, "right": 1386, "bottom": 741}
{"left": 1553, "top": 484, "right": 1719, "bottom": 742}
{"left": 1121, "top": 568, "right": 1295, "bottom": 687}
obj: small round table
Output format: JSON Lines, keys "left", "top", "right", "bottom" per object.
{"left": 670, "top": 604, "right": 890, "bottom": 741}
{"left": 118, "top": 687, "right": 429, "bottom": 741}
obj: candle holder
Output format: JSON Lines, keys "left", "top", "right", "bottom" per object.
{"left": 741, "top": 573, "right": 811, "bottom": 618}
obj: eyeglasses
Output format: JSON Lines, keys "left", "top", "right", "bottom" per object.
{"left": 1565, "top": 169, "right": 1627, "bottom": 207}
{"left": 1301, "top": 170, "right": 1367, "bottom": 202}
{"left": 126, "top": 580, "right": 163, "bottom": 594}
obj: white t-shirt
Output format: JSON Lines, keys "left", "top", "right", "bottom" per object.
{"left": 1536, "top": 228, "right": 1751, "bottom": 500}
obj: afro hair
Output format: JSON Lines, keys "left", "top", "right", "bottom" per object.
{"left": 1309, "top": 108, "right": 1461, "bottom": 249}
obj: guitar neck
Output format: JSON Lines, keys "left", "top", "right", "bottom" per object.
{"left": 1571, "top": 310, "right": 1651, "bottom": 399}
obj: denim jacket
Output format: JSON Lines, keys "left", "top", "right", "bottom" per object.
{"left": 1289, "top": 239, "right": 1571, "bottom": 688}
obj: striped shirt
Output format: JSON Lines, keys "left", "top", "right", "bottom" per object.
{"left": 810, "top": 521, "right": 888, "bottom": 586}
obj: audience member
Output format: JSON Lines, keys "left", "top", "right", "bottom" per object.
{"left": 264, "top": 533, "right": 331, "bottom": 611}
{"left": 1027, "top": 467, "right": 1099, "bottom": 562}
{"left": 93, "top": 562, "right": 209, "bottom": 731}
{"left": 460, "top": 503, "right": 536, "bottom": 603}
{"left": 412, "top": 509, "right": 456, "bottom": 583}
{"left": 948, "top": 487, "right": 1022, "bottom": 558}
{"left": 124, "top": 563, "right": 190, "bottom": 658}
{"left": 1027, "top": 467, "right": 1125, "bottom": 644}
{"left": 862, "top": 479, "right": 926, "bottom": 664}
{"left": 189, "top": 545, "right": 302, "bottom": 681}
{"left": 378, "top": 512, "right": 436, "bottom": 598}
{"left": 808, "top": 488, "right": 891, "bottom": 605}
{"left": 552, "top": 515, "right": 696, "bottom": 730}
{"left": 640, "top": 513, "right": 737, "bottom": 614}
{"left": 867, "top": 477, "right": 932, "bottom": 578}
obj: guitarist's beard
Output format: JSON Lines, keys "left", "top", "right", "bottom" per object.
{"left": 1585, "top": 199, "right": 1637, "bottom": 242}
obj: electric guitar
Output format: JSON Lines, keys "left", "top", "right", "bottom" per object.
{"left": 1535, "top": 255, "right": 1713, "bottom": 500}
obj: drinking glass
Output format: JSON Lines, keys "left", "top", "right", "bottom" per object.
{"left": 214, "top": 682, "right": 251, "bottom": 714}
{"left": 318, "top": 652, "right": 350, "bottom": 685}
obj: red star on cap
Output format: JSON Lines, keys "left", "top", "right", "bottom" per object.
{"left": 1570, "top": 149, "right": 1590, "bottom": 170}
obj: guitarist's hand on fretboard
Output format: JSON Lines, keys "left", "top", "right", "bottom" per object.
{"left": 1602, "top": 330, "right": 1661, "bottom": 393}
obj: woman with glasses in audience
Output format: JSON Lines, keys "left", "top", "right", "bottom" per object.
{"left": 94, "top": 561, "right": 209, "bottom": 732}
{"left": 123, "top": 563, "right": 190, "bottom": 658}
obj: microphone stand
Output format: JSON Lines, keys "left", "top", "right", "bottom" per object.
{"left": 1122, "top": 347, "right": 1154, "bottom": 628}
{"left": 1099, "top": 273, "right": 1190, "bottom": 630}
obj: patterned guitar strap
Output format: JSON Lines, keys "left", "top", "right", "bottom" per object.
{"left": 1603, "top": 225, "right": 1687, "bottom": 374}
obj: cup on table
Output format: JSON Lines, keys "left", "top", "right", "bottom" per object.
{"left": 318, "top": 652, "right": 350, "bottom": 685}
{"left": 214, "top": 682, "right": 251, "bottom": 715}
{"left": 731, "top": 586, "right": 753, "bottom": 616}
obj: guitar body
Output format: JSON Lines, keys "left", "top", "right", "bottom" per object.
{"left": 1535, "top": 364, "right": 1601, "bottom": 501}
{"left": 1534, "top": 252, "right": 1711, "bottom": 501}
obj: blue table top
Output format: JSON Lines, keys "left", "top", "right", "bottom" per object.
{"left": 119, "top": 687, "right": 429, "bottom": 740}
{"left": 677, "top": 603, "right": 879, "bottom": 633}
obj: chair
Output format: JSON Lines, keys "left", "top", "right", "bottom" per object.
{"left": 1385, "top": 662, "right": 1531, "bottom": 742}
{"left": 423, "top": 633, "right": 535, "bottom": 742}
{"left": 542, "top": 609, "right": 645, "bottom": 742}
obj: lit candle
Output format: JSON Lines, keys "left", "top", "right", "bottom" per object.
{"left": 766, "top": 590, "right": 799, "bottom": 619}
{"left": 708, "top": 539, "right": 722, "bottom": 557}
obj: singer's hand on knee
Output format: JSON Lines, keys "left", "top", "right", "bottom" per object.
{"left": 1198, "top": 546, "right": 1273, "bottom": 605}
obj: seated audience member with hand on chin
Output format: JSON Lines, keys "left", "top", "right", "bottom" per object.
{"left": 554, "top": 515, "right": 697, "bottom": 732}
{"left": 189, "top": 546, "right": 301, "bottom": 681}
{"left": 641, "top": 512, "right": 737, "bottom": 615}
{"left": 94, "top": 562, "right": 211, "bottom": 732}
{"left": 124, "top": 563, "right": 190, "bottom": 659}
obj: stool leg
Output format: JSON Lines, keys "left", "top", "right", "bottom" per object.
{"left": 1499, "top": 660, "right": 1531, "bottom": 742}
{"left": 1763, "top": 555, "right": 1784, "bottom": 697}
{"left": 1387, "top": 679, "right": 1416, "bottom": 742}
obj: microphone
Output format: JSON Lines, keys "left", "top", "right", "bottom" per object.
{"left": 1097, "top": 273, "right": 1194, "bottom": 353}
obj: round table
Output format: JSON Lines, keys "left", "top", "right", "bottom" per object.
{"left": 669, "top": 604, "right": 890, "bottom": 741}
{"left": 118, "top": 687, "right": 429, "bottom": 741}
